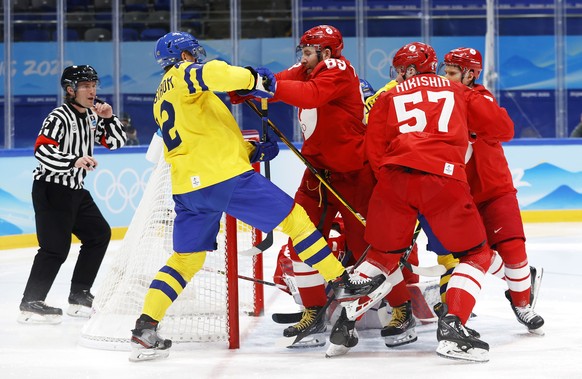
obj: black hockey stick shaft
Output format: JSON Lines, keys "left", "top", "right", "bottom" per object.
{"left": 272, "top": 311, "right": 303, "bottom": 324}
{"left": 244, "top": 99, "right": 366, "bottom": 227}
{"left": 256, "top": 98, "right": 274, "bottom": 252}
{"left": 202, "top": 266, "right": 284, "bottom": 289}
{"left": 244, "top": 100, "right": 444, "bottom": 276}
{"left": 399, "top": 223, "right": 422, "bottom": 270}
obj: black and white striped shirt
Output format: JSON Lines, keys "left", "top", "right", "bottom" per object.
{"left": 33, "top": 102, "right": 127, "bottom": 189}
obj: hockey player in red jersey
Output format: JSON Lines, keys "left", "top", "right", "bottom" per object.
{"left": 268, "top": 25, "right": 376, "bottom": 346}
{"left": 263, "top": 26, "right": 415, "bottom": 352}
{"left": 436, "top": 47, "right": 544, "bottom": 334}
{"left": 230, "top": 26, "right": 412, "bottom": 353}
{"left": 230, "top": 25, "right": 411, "bottom": 350}
{"left": 362, "top": 76, "right": 424, "bottom": 349}
{"left": 364, "top": 42, "right": 515, "bottom": 362}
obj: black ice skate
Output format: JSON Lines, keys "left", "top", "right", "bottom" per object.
{"left": 330, "top": 270, "right": 392, "bottom": 320}
{"left": 67, "top": 289, "right": 94, "bottom": 318}
{"left": 381, "top": 300, "right": 417, "bottom": 347}
{"left": 434, "top": 302, "right": 480, "bottom": 338}
{"left": 505, "top": 290, "right": 545, "bottom": 335}
{"left": 325, "top": 308, "right": 358, "bottom": 358}
{"left": 435, "top": 303, "right": 489, "bottom": 363}
{"left": 283, "top": 306, "right": 326, "bottom": 348}
{"left": 129, "top": 318, "right": 172, "bottom": 362}
{"left": 18, "top": 300, "right": 63, "bottom": 325}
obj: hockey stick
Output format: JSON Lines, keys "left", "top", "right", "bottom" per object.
{"left": 398, "top": 223, "right": 445, "bottom": 277}
{"left": 244, "top": 99, "right": 445, "bottom": 277}
{"left": 272, "top": 311, "right": 303, "bottom": 324}
{"left": 201, "top": 266, "right": 286, "bottom": 290}
{"left": 244, "top": 99, "right": 366, "bottom": 227}
{"left": 240, "top": 99, "right": 274, "bottom": 256}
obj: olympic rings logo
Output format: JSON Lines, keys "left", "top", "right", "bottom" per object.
{"left": 368, "top": 48, "right": 398, "bottom": 79}
{"left": 93, "top": 167, "right": 152, "bottom": 214}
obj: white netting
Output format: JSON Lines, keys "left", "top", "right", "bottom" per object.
{"left": 80, "top": 156, "right": 259, "bottom": 350}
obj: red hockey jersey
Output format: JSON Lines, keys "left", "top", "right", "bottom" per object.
{"left": 465, "top": 84, "right": 515, "bottom": 204}
{"left": 366, "top": 74, "right": 514, "bottom": 182}
{"left": 273, "top": 58, "right": 366, "bottom": 173}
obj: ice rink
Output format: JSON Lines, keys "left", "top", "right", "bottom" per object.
{"left": 1, "top": 222, "right": 581, "bottom": 378}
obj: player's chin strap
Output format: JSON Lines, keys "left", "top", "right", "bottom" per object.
{"left": 67, "top": 98, "right": 87, "bottom": 109}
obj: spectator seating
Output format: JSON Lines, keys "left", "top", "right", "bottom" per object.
{"left": 84, "top": 27, "right": 112, "bottom": 41}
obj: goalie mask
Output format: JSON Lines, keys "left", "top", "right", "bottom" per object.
{"left": 296, "top": 25, "right": 344, "bottom": 62}
{"left": 441, "top": 47, "right": 483, "bottom": 80}
{"left": 391, "top": 42, "right": 438, "bottom": 80}
{"left": 154, "top": 31, "right": 207, "bottom": 68}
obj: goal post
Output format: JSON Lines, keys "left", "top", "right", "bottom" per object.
{"left": 80, "top": 133, "right": 265, "bottom": 350}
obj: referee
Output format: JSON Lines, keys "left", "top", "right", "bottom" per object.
{"left": 19, "top": 65, "right": 127, "bottom": 324}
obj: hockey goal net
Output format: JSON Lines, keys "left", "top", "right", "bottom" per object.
{"left": 80, "top": 140, "right": 264, "bottom": 350}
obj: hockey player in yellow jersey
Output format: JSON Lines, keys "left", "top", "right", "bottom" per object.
{"left": 130, "top": 32, "right": 392, "bottom": 362}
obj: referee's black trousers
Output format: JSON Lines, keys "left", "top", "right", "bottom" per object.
{"left": 22, "top": 181, "right": 111, "bottom": 302}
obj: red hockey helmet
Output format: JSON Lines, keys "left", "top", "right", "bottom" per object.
{"left": 392, "top": 42, "right": 438, "bottom": 76}
{"left": 443, "top": 47, "right": 483, "bottom": 79}
{"left": 298, "top": 25, "right": 344, "bottom": 58}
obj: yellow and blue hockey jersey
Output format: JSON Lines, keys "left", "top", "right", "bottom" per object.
{"left": 153, "top": 59, "right": 258, "bottom": 194}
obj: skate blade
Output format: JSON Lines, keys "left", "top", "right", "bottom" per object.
{"left": 531, "top": 267, "right": 543, "bottom": 309}
{"left": 436, "top": 340, "right": 489, "bottom": 363}
{"left": 286, "top": 333, "right": 327, "bottom": 349}
{"left": 343, "top": 280, "right": 392, "bottom": 320}
{"left": 383, "top": 332, "right": 418, "bottom": 348}
{"left": 67, "top": 304, "right": 92, "bottom": 318}
{"left": 129, "top": 347, "right": 170, "bottom": 362}
{"left": 325, "top": 343, "right": 351, "bottom": 358}
{"left": 17, "top": 311, "right": 62, "bottom": 325}
{"left": 276, "top": 335, "right": 297, "bottom": 348}
{"left": 528, "top": 327, "right": 545, "bottom": 336}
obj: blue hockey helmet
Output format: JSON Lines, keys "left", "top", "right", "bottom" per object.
{"left": 359, "top": 79, "right": 375, "bottom": 100}
{"left": 154, "top": 32, "right": 207, "bottom": 68}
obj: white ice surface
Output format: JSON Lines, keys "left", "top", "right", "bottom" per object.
{"left": 1, "top": 223, "right": 581, "bottom": 378}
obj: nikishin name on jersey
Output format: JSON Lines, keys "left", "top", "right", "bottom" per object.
{"left": 154, "top": 76, "right": 174, "bottom": 103}
{"left": 396, "top": 76, "right": 450, "bottom": 93}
